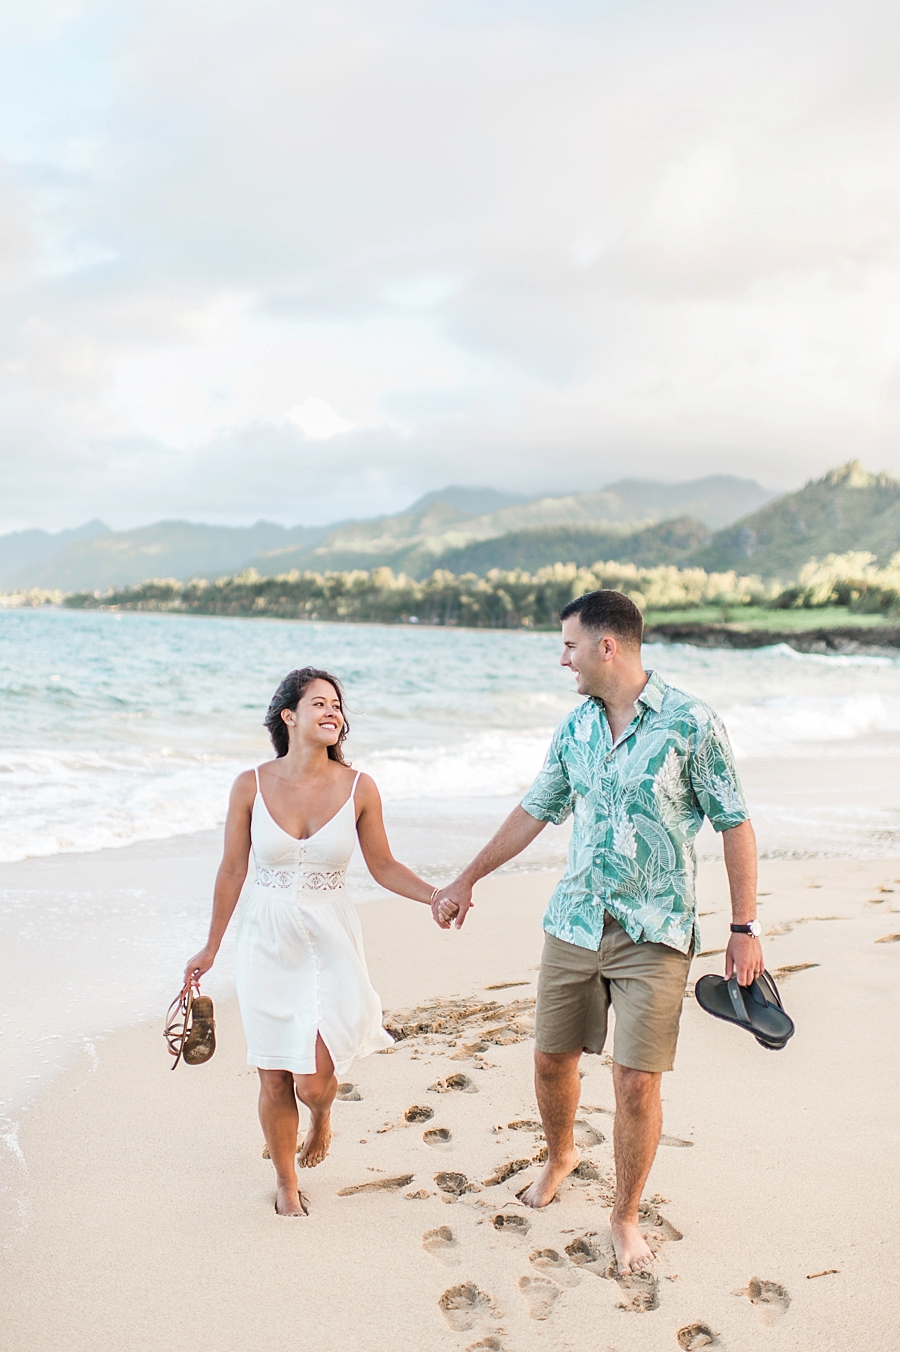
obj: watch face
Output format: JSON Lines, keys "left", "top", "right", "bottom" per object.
{"left": 749, "top": 919, "right": 762, "bottom": 938}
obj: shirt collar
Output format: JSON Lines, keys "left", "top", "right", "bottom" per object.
{"left": 636, "top": 669, "right": 666, "bottom": 713}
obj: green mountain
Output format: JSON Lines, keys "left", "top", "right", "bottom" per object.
{"left": 437, "top": 517, "right": 710, "bottom": 574}
{"left": 698, "top": 463, "right": 900, "bottom": 579}
{"left": 249, "top": 475, "right": 771, "bottom": 579}
{"left": 2, "top": 474, "right": 771, "bottom": 591}
{"left": 0, "top": 519, "right": 109, "bottom": 588}
{"left": 8, "top": 520, "right": 330, "bottom": 592}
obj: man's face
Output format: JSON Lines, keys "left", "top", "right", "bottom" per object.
{"left": 559, "top": 614, "right": 612, "bottom": 696}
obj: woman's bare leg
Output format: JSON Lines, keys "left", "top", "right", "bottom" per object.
{"left": 257, "top": 1068, "right": 305, "bottom": 1216}
{"left": 295, "top": 1034, "right": 338, "bottom": 1168}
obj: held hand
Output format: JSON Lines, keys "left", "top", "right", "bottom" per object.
{"left": 434, "top": 879, "right": 474, "bottom": 930}
{"left": 430, "top": 890, "right": 454, "bottom": 929}
{"left": 724, "top": 934, "right": 764, "bottom": 987}
{"left": 183, "top": 945, "right": 216, "bottom": 989}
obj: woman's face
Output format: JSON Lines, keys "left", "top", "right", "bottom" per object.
{"left": 282, "top": 678, "right": 344, "bottom": 749}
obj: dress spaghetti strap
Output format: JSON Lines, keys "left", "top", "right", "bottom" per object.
{"left": 254, "top": 766, "right": 261, "bottom": 794}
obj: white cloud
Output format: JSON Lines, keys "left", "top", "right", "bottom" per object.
{"left": 1, "top": 0, "right": 900, "bottom": 529}
{"left": 285, "top": 397, "right": 355, "bottom": 440}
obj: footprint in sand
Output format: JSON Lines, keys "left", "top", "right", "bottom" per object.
{"left": 529, "top": 1247, "right": 581, "bottom": 1287}
{"left": 335, "top": 1082, "right": 361, "bottom": 1101}
{"left": 435, "top": 1170, "right": 479, "bottom": 1198}
{"left": 337, "top": 1174, "right": 414, "bottom": 1196}
{"left": 518, "top": 1274, "right": 560, "bottom": 1320}
{"left": 507, "top": 1119, "right": 542, "bottom": 1131}
{"left": 483, "top": 1159, "right": 532, "bottom": 1187}
{"left": 404, "top": 1104, "right": 434, "bottom": 1122}
{"left": 573, "top": 1119, "right": 606, "bottom": 1147}
{"left": 564, "top": 1234, "right": 615, "bottom": 1278}
{"left": 438, "top": 1282, "right": 501, "bottom": 1333}
{"left": 465, "top": 1340, "right": 504, "bottom": 1352}
{"left": 616, "top": 1271, "right": 659, "bottom": 1313}
{"left": 424, "top": 1127, "right": 453, "bottom": 1150}
{"left": 741, "top": 1277, "right": 791, "bottom": 1324}
{"left": 492, "top": 1211, "right": 530, "bottom": 1236}
{"left": 429, "top": 1073, "right": 479, "bottom": 1094}
{"left": 677, "top": 1323, "right": 719, "bottom": 1349}
{"left": 638, "top": 1201, "right": 683, "bottom": 1242}
{"left": 660, "top": 1134, "right": 694, "bottom": 1148}
{"left": 422, "top": 1225, "right": 459, "bottom": 1266}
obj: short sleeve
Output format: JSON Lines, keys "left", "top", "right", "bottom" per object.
{"left": 520, "top": 727, "right": 575, "bottom": 825}
{"left": 688, "top": 710, "right": 749, "bottom": 832}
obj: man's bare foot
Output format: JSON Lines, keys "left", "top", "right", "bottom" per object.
{"left": 519, "top": 1149, "right": 580, "bottom": 1209}
{"left": 297, "top": 1112, "right": 332, "bottom": 1168}
{"left": 275, "top": 1180, "right": 308, "bottom": 1216}
{"left": 610, "top": 1216, "right": 655, "bottom": 1275}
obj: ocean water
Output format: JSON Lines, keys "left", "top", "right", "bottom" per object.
{"left": 2, "top": 608, "right": 900, "bottom": 867}
{"left": 2, "top": 609, "right": 900, "bottom": 1158}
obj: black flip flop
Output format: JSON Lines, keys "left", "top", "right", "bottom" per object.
{"left": 695, "top": 970, "right": 794, "bottom": 1051}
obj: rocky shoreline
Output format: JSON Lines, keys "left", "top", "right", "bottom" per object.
{"left": 644, "top": 622, "right": 900, "bottom": 653}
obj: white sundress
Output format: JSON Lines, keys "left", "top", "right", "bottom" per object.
{"left": 235, "top": 767, "right": 393, "bottom": 1077}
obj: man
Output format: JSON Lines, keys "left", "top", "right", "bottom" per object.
{"left": 433, "top": 589, "right": 763, "bottom": 1276}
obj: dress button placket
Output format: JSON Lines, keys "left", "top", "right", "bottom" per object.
{"left": 293, "top": 842, "right": 323, "bottom": 1033}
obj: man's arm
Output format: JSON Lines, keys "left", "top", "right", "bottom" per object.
{"left": 722, "top": 819, "right": 765, "bottom": 985}
{"left": 433, "top": 806, "right": 546, "bottom": 929}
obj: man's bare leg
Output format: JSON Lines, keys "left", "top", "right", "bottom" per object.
{"left": 610, "top": 1063, "right": 662, "bottom": 1273}
{"left": 520, "top": 1049, "right": 582, "bottom": 1208}
{"left": 295, "top": 1034, "right": 338, "bottom": 1168}
{"left": 257, "top": 1069, "right": 305, "bottom": 1216}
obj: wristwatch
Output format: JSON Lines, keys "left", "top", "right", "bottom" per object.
{"left": 730, "top": 920, "right": 762, "bottom": 937}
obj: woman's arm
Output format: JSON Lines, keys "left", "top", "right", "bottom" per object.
{"left": 354, "top": 774, "right": 436, "bottom": 904}
{"left": 183, "top": 771, "right": 255, "bottom": 985}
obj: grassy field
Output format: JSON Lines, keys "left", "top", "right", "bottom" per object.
{"left": 642, "top": 605, "right": 899, "bottom": 631}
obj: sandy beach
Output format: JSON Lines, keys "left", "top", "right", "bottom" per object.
{"left": 4, "top": 848, "right": 900, "bottom": 1352}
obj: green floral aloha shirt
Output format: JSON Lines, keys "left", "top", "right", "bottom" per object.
{"left": 520, "top": 670, "right": 749, "bottom": 955}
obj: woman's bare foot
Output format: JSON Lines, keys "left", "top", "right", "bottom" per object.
{"left": 519, "top": 1148, "right": 580, "bottom": 1209}
{"left": 297, "top": 1111, "right": 332, "bottom": 1168}
{"left": 275, "top": 1180, "right": 308, "bottom": 1216}
{"left": 610, "top": 1215, "right": 655, "bottom": 1274}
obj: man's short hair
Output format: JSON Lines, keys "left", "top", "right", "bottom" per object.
{"left": 559, "top": 589, "right": 643, "bottom": 648}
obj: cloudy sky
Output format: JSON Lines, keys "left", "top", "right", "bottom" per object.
{"left": 1, "top": 0, "right": 899, "bottom": 530}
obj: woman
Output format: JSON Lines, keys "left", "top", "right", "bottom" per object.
{"left": 184, "top": 667, "right": 438, "bottom": 1217}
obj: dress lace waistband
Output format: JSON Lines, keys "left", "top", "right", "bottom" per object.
{"left": 255, "top": 866, "right": 347, "bottom": 893}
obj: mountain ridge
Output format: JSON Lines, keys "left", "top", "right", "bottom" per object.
{"left": 695, "top": 461, "right": 900, "bottom": 578}
{"left": 1, "top": 475, "right": 772, "bottom": 590}
{"left": 247, "top": 475, "right": 771, "bottom": 580}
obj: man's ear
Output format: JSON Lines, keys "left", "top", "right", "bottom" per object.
{"left": 601, "top": 635, "right": 618, "bottom": 661}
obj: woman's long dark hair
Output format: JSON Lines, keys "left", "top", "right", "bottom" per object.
{"left": 264, "top": 668, "right": 350, "bottom": 763}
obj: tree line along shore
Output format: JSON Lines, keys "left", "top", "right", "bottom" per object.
{"left": 2, "top": 550, "right": 897, "bottom": 649}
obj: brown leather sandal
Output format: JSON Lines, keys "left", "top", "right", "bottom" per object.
{"left": 165, "top": 983, "right": 216, "bottom": 1069}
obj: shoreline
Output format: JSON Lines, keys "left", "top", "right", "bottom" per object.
{"left": 5, "top": 603, "right": 900, "bottom": 653}
{"left": 643, "top": 621, "right": 900, "bottom": 653}
{"left": 4, "top": 856, "right": 900, "bottom": 1350}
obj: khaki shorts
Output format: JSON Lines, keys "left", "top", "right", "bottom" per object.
{"left": 535, "top": 916, "right": 692, "bottom": 1073}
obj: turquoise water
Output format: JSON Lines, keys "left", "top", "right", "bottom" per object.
{"left": 2, "top": 607, "right": 900, "bottom": 865}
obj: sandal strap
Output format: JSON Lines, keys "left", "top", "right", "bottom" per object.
{"left": 726, "top": 977, "right": 752, "bottom": 1027}
{"left": 164, "top": 982, "right": 195, "bottom": 1069}
{"left": 755, "top": 970, "right": 784, "bottom": 1011}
